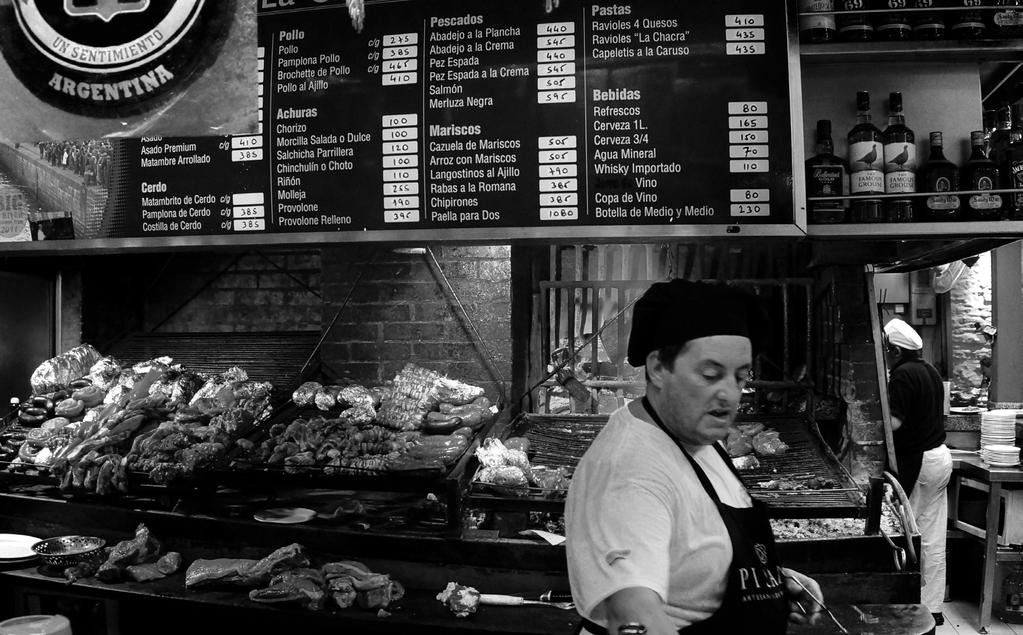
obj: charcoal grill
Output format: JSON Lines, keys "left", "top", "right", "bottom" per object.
{"left": 735, "top": 415, "right": 864, "bottom": 518}
{"left": 108, "top": 331, "right": 323, "bottom": 395}
{"left": 467, "top": 412, "right": 865, "bottom": 519}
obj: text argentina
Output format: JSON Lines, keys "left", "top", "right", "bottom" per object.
{"left": 47, "top": 65, "right": 174, "bottom": 102}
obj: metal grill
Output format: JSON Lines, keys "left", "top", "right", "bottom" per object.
{"left": 736, "top": 416, "right": 864, "bottom": 518}
{"left": 107, "top": 331, "right": 322, "bottom": 392}
{"left": 510, "top": 413, "right": 608, "bottom": 474}
{"left": 474, "top": 413, "right": 864, "bottom": 519}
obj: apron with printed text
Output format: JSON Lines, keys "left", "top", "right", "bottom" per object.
{"left": 580, "top": 398, "right": 789, "bottom": 635}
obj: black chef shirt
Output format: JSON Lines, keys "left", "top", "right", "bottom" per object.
{"left": 888, "top": 356, "right": 946, "bottom": 494}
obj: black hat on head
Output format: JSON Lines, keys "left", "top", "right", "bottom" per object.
{"left": 626, "top": 279, "right": 768, "bottom": 367}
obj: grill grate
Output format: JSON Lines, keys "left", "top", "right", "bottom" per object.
{"left": 476, "top": 413, "right": 865, "bottom": 519}
{"left": 107, "top": 331, "right": 322, "bottom": 391}
{"left": 513, "top": 414, "right": 608, "bottom": 474}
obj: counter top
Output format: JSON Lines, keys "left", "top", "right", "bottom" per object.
{"left": 0, "top": 564, "right": 580, "bottom": 635}
{"left": 951, "top": 450, "right": 1023, "bottom": 483}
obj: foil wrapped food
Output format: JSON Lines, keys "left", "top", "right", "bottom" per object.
{"left": 30, "top": 344, "right": 102, "bottom": 394}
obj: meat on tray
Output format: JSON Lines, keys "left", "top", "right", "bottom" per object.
{"left": 7, "top": 347, "right": 277, "bottom": 494}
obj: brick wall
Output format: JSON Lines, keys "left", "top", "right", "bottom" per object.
{"left": 143, "top": 251, "right": 322, "bottom": 333}
{"left": 817, "top": 265, "right": 886, "bottom": 484}
{"left": 319, "top": 245, "right": 512, "bottom": 402}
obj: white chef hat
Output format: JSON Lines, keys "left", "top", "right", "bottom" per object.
{"left": 884, "top": 318, "right": 923, "bottom": 351}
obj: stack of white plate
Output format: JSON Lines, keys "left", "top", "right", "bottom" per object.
{"left": 982, "top": 410, "right": 1018, "bottom": 445}
{"left": 980, "top": 444, "right": 1021, "bottom": 467}
{"left": 980, "top": 410, "right": 1020, "bottom": 467}
{"left": 0, "top": 534, "right": 40, "bottom": 566}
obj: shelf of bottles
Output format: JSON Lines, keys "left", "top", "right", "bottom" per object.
{"left": 805, "top": 87, "right": 1023, "bottom": 235}
{"left": 798, "top": 2, "right": 1023, "bottom": 62}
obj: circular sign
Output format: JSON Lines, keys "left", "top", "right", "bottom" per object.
{"left": 0, "top": 0, "right": 234, "bottom": 118}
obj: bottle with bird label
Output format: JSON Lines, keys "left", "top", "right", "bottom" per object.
{"left": 962, "top": 130, "right": 1005, "bottom": 220}
{"left": 848, "top": 91, "right": 885, "bottom": 222}
{"left": 883, "top": 92, "right": 916, "bottom": 221}
{"left": 918, "top": 131, "right": 960, "bottom": 220}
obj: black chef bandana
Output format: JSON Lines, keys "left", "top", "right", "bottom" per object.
{"left": 626, "top": 279, "right": 768, "bottom": 367}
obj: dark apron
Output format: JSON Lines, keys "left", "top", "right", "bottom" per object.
{"left": 580, "top": 398, "right": 789, "bottom": 635}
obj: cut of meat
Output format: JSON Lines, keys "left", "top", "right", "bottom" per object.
{"left": 752, "top": 430, "right": 789, "bottom": 456}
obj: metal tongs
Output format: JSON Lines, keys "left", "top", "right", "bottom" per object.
{"left": 784, "top": 573, "right": 848, "bottom": 634}
{"left": 479, "top": 593, "right": 575, "bottom": 610}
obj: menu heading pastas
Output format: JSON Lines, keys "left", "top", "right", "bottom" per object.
{"left": 122, "top": 0, "right": 794, "bottom": 239}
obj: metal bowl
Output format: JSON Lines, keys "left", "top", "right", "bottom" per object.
{"left": 31, "top": 535, "right": 106, "bottom": 568}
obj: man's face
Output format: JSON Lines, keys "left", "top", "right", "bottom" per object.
{"left": 653, "top": 335, "right": 751, "bottom": 446}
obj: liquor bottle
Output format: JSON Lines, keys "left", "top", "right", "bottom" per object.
{"left": 989, "top": 104, "right": 1014, "bottom": 165}
{"left": 918, "top": 132, "right": 961, "bottom": 220}
{"left": 1002, "top": 103, "right": 1023, "bottom": 220}
{"left": 911, "top": 0, "right": 946, "bottom": 38}
{"left": 799, "top": 0, "right": 838, "bottom": 43}
{"left": 950, "top": 0, "right": 988, "bottom": 38}
{"left": 993, "top": 0, "right": 1023, "bottom": 37}
{"left": 837, "top": 0, "right": 875, "bottom": 40}
{"left": 876, "top": 0, "right": 913, "bottom": 39}
{"left": 883, "top": 92, "right": 916, "bottom": 222}
{"left": 961, "top": 130, "right": 1005, "bottom": 220}
{"left": 848, "top": 91, "right": 885, "bottom": 222}
{"left": 983, "top": 108, "right": 997, "bottom": 157}
{"left": 806, "top": 119, "right": 850, "bottom": 223}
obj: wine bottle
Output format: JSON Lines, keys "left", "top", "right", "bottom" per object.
{"left": 883, "top": 92, "right": 916, "bottom": 222}
{"left": 876, "top": 0, "right": 913, "bottom": 39}
{"left": 837, "top": 0, "right": 875, "bottom": 40}
{"left": 911, "top": 0, "right": 946, "bottom": 38}
{"left": 806, "top": 119, "right": 850, "bottom": 223}
{"left": 950, "top": 0, "right": 988, "bottom": 38}
{"left": 848, "top": 91, "right": 885, "bottom": 222}
{"left": 799, "top": 0, "right": 838, "bottom": 43}
{"left": 918, "top": 132, "right": 961, "bottom": 220}
{"left": 961, "top": 130, "right": 1005, "bottom": 220}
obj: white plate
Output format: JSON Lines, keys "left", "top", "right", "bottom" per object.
{"left": 0, "top": 534, "right": 41, "bottom": 560}
{"left": 952, "top": 406, "right": 985, "bottom": 414}
{"left": 0, "top": 555, "right": 38, "bottom": 565}
{"left": 253, "top": 507, "right": 316, "bottom": 524}
{"left": 985, "top": 460, "right": 1021, "bottom": 468}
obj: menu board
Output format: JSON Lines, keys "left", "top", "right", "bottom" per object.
{"left": 118, "top": 0, "right": 795, "bottom": 239}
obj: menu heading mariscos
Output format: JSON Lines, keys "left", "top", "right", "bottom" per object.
{"left": 123, "top": 0, "right": 794, "bottom": 239}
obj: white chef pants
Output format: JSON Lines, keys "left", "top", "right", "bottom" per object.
{"left": 908, "top": 444, "right": 952, "bottom": 613}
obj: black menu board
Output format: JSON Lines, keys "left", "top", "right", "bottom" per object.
{"left": 120, "top": 0, "right": 796, "bottom": 240}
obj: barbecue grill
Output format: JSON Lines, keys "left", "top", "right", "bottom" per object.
{"left": 466, "top": 412, "right": 865, "bottom": 519}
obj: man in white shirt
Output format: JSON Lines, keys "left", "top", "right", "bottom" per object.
{"left": 566, "top": 279, "right": 824, "bottom": 635}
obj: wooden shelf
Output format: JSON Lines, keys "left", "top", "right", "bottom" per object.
{"left": 807, "top": 221, "right": 1023, "bottom": 238}
{"left": 800, "top": 39, "right": 1023, "bottom": 64}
